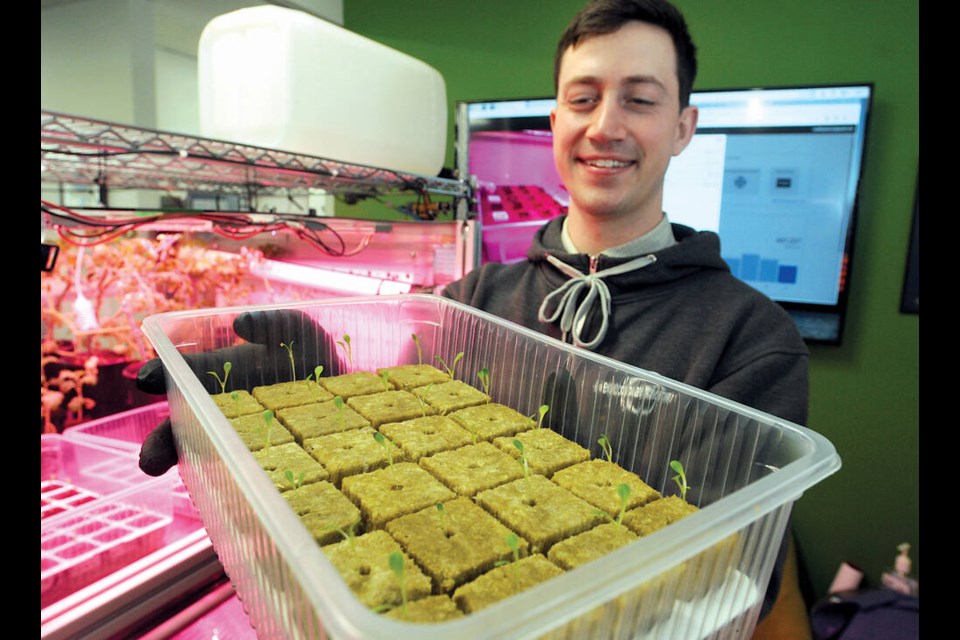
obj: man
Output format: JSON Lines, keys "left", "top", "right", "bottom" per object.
{"left": 138, "top": 0, "right": 809, "bottom": 633}
{"left": 441, "top": 3, "right": 809, "bottom": 631}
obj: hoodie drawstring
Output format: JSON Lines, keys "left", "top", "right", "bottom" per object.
{"left": 537, "top": 253, "right": 657, "bottom": 350}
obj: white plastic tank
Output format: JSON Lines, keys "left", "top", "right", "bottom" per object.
{"left": 198, "top": 5, "right": 447, "bottom": 177}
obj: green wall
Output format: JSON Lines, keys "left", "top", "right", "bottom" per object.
{"left": 345, "top": 0, "right": 920, "bottom": 602}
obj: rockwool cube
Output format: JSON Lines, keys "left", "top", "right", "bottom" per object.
{"left": 199, "top": 5, "right": 448, "bottom": 177}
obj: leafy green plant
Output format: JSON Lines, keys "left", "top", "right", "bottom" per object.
{"left": 284, "top": 468, "right": 307, "bottom": 490}
{"left": 477, "top": 367, "right": 491, "bottom": 395}
{"left": 598, "top": 434, "right": 613, "bottom": 463}
{"left": 337, "top": 334, "right": 353, "bottom": 369}
{"left": 434, "top": 351, "right": 464, "bottom": 378}
{"left": 373, "top": 432, "right": 397, "bottom": 466}
{"left": 231, "top": 390, "right": 241, "bottom": 414}
{"left": 380, "top": 370, "right": 392, "bottom": 391}
{"left": 670, "top": 459, "right": 691, "bottom": 501}
{"left": 280, "top": 341, "right": 296, "bottom": 380}
{"left": 412, "top": 333, "right": 423, "bottom": 365}
{"left": 208, "top": 361, "right": 232, "bottom": 394}
{"left": 307, "top": 365, "right": 324, "bottom": 383}
{"left": 388, "top": 551, "right": 408, "bottom": 614}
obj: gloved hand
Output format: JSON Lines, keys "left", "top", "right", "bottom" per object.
{"left": 137, "top": 308, "right": 343, "bottom": 476}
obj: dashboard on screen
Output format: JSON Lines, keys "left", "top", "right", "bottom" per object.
{"left": 455, "top": 83, "right": 873, "bottom": 344}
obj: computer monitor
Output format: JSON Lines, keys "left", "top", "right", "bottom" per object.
{"left": 455, "top": 83, "right": 873, "bottom": 344}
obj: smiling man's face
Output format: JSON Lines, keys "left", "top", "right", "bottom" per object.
{"left": 551, "top": 20, "right": 697, "bottom": 241}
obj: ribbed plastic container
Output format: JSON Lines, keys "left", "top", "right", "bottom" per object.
{"left": 141, "top": 294, "right": 840, "bottom": 640}
{"left": 41, "top": 435, "right": 174, "bottom": 608}
{"left": 199, "top": 5, "right": 448, "bottom": 177}
{"left": 62, "top": 402, "right": 171, "bottom": 454}
{"left": 62, "top": 401, "right": 200, "bottom": 521}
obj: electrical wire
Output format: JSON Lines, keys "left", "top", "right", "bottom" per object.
{"left": 40, "top": 199, "right": 353, "bottom": 257}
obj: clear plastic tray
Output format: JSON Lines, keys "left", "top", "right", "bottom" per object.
{"left": 63, "top": 401, "right": 200, "bottom": 521}
{"left": 41, "top": 435, "right": 174, "bottom": 609}
{"left": 141, "top": 294, "right": 840, "bottom": 640}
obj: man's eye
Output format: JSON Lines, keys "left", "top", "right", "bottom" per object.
{"left": 566, "top": 96, "right": 597, "bottom": 108}
{"left": 567, "top": 95, "right": 597, "bottom": 105}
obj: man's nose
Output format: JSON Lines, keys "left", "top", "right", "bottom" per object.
{"left": 587, "top": 97, "right": 627, "bottom": 142}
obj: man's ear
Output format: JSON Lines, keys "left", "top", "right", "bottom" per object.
{"left": 672, "top": 104, "right": 699, "bottom": 156}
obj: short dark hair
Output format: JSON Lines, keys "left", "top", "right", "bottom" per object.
{"left": 554, "top": 0, "right": 698, "bottom": 109}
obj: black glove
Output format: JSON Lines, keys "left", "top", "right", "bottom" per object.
{"left": 137, "top": 308, "right": 343, "bottom": 476}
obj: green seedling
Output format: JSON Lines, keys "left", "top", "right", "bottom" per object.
{"left": 208, "top": 361, "right": 232, "bottom": 394}
{"left": 280, "top": 341, "right": 296, "bottom": 380}
{"left": 477, "top": 367, "right": 491, "bottom": 395}
{"left": 327, "top": 518, "right": 360, "bottom": 552}
{"left": 598, "top": 434, "right": 613, "bottom": 463}
{"left": 465, "top": 422, "right": 481, "bottom": 444}
{"left": 595, "top": 483, "right": 632, "bottom": 527}
{"left": 337, "top": 334, "right": 353, "bottom": 369}
{"left": 231, "top": 390, "right": 241, "bottom": 414}
{"left": 388, "top": 551, "right": 408, "bottom": 614}
{"left": 334, "top": 396, "right": 346, "bottom": 432}
{"left": 284, "top": 468, "right": 307, "bottom": 490}
{"left": 373, "top": 432, "right": 396, "bottom": 466}
{"left": 670, "top": 459, "right": 691, "bottom": 501}
{"left": 494, "top": 532, "right": 522, "bottom": 593}
{"left": 380, "top": 370, "right": 392, "bottom": 391}
{"left": 435, "top": 502, "right": 447, "bottom": 533}
{"left": 412, "top": 333, "right": 423, "bottom": 365}
{"left": 513, "top": 439, "right": 529, "bottom": 478}
{"left": 260, "top": 409, "right": 275, "bottom": 449}
{"left": 434, "top": 351, "right": 464, "bottom": 378}
{"left": 533, "top": 404, "right": 549, "bottom": 430}
{"left": 416, "top": 383, "right": 434, "bottom": 417}
{"left": 307, "top": 365, "right": 324, "bottom": 383}
{"left": 514, "top": 439, "right": 531, "bottom": 493}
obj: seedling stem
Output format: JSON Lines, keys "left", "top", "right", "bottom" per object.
{"left": 536, "top": 404, "right": 549, "bottom": 429}
{"left": 261, "top": 409, "right": 275, "bottom": 449}
{"left": 598, "top": 434, "right": 613, "bottom": 463}
{"left": 337, "top": 334, "right": 353, "bottom": 370}
{"left": 477, "top": 367, "right": 491, "bottom": 395}
{"left": 434, "top": 351, "right": 464, "bottom": 378}
{"left": 373, "top": 432, "right": 396, "bottom": 466}
{"left": 280, "top": 341, "right": 295, "bottom": 380}
{"left": 412, "top": 333, "right": 423, "bottom": 365}
{"left": 670, "top": 460, "right": 691, "bottom": 501}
